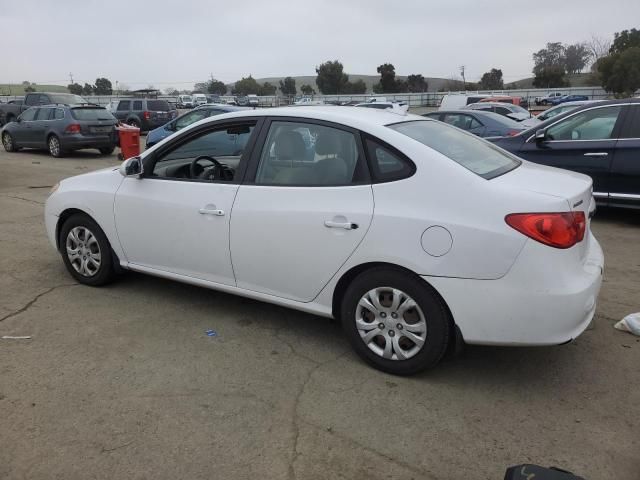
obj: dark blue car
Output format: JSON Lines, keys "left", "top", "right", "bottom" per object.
{"left": 423, "top": 110, "right": 527, "bottom": 137}
{"left": 550, "top": 94, "right": 589, "bottom": 106}
{"left": 490, "top": 98, "right": 640, "bottom": 209}
{"left": 146, "top": 104, "right": 250, "bottom": 148}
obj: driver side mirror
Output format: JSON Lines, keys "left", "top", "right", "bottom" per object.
{"left": 119, "top": 156, "right": 143, "bottom": 178}
{"left": 535, "top": 129, "right": 547, "bottom": 142}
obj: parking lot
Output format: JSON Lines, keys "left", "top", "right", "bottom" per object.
{"left": 0, "top": 145, "right": 638, "bottom": 479}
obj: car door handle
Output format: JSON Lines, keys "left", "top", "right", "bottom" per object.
{"left": 584, "top": 152, "right": 608, "bottom": 157}
{"left": 199, "top": 208, "right": 225, "bottom": 216}
{"left": 324, "top": 220, "right": 358, "bottom": 230}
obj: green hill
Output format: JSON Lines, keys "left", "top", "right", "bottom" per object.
{"left": 507, "top": 73, "right": 599, "bottom": 89}
{"left": 0, "top": 83, "right": 69, "bottom": 95}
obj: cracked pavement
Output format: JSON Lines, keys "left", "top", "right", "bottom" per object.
{"left": 1, "top": 145, "right": 639, "bottom": 480}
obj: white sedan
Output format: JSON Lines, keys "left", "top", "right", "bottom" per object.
{"left": 45, "top": 107, "right": 604, "bottom": 375}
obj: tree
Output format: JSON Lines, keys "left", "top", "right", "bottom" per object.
{"left": 68, "top": 83, "right": 83, "bottom": 95}
{"left": 24, "top": 85, "right": 36, "bottom": 92}
{"left": 259, "top": 82, "right": 277, "bottom": 96}
{"left": 532, "top": 65, "right": 569, "bottom": 88}
{"left": 374, "top": 63, "right": 400, "bottom": 93}
{"left": 478, "top": 68, "right": 504, "bottom": 90}
{"left": 315, "top": 60, "right": 349, "bottom": 94}
{"left": 610, "top": 28, "right": 640, "bottom": 54}
{"left": 82, "top": 83, "right": 95, "bottom": 95}
{"left": 232, "top": 75, "right": 261, "bottom": 95}
{"left": 585, "top": 35, "right": 611, "bottom": 67}
{"left": 94, "top": 77, "right": 113, "bottom": 95}
{"left": 208, "top": 80, "right": 227, "bottom": 95}
{"left": 193, "top": 82, "right": 208, "bottom": 93}
{"left": 164, "top": 87, "right": 180, "bottom": 95}
{"left": 279, "top": 76, "right": 297, "bottom": 95}
{"left": 597, "top": 46, "right": 640, "bottom": 97}
{"left": 300, "top": 84, "right": 316, "bottom": 95}
{"left": 564, "top": 44, "right": 589, "bottom": 74}
{"left": 343, "top": 79, "right": 367, "bottom": 94}
{"left": 406, "top": 74, "right": 428, "bottom": 92}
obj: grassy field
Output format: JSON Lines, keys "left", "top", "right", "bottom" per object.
{"left": 506, "top": 73, "right": 598, "bottom": 89}
{"left": 0, "top": 84, "right": 68, "bottom": 95}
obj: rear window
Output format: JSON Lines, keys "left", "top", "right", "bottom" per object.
{"left": 147, "top": 100, "right": 171, "bottom": 111}
{"left": 70, "top": 107, "right": 115, "bottom": 121}
{"left": 388, "top": 120, "right": 521, "bottom": 179}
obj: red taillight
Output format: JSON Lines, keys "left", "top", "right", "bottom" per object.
{"left": 505, "top": 212, "right": 586, "bottom": 249}
{"left": 143, "top": 111, "right": 150, "bottom": 120}
{"left": 65, "top": 123, "right": 81, "bottom": 134}
{"left": 507, "top": 130, "right": 521, "bottom": 136}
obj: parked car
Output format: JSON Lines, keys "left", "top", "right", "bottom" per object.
{"left": 354, "top": 101, "right": 407, "bottom": 110}
{"left": 111, "top": 98, "right": 178, "bottom": 132}
{"left": 177, "top": 95, "right": 194, "bottom": 109}
{"left": 479, "top": 96, "right": 528, "bottom": 108}
{"left": 439, "top": 94, "right": 491, "bottom": 110}
{"left": 490, "top": 98, "right": 640, "bottom": 209}
{"left": 464, "top": 102, "right": 540, "bottom": 127}
{"left": 206, "top": 94, "right": 222, "bottom": 104}
{"left": 424, "top": 110, "right": 527, "bottom": 137}
{"left": 1, "top": 104, "right": 117, "bottom": 157}
{"left": 236, "top": 96, "right": 249, "bottom": 106}
{"left": 45, "top": 106, "right": 603, "bottom": 375}
{"left": 247, "top": 94, "right": 259, "bottom": 107}
{"left": 535, "top": 92, "right": 565, "bottom": 106}
{"left": 294, "top": 96, "right": 325, "bottom": 106}
{"left": 192, "top": 94, "right": 207, "bottom": 106}
{"left": 0, "top": 92, "right": 88, "bottom": 126}
{"left": 145, "top": 104, "right": 250, "bottom": 148}
{"left": 550, "top": 94, "right": 590, "bottom": 106}
{"left": 536, "top": 100, "right": 604, "bottom": 122}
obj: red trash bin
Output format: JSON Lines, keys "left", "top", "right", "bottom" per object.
{"left": 116, "top": 124, "right": 141, "bottom": 160}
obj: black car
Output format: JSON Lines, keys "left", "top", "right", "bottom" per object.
{"left": 490, "top": 98, "right": 640, "bottom": 209}
{"left": 424, "top": 110, "right": 527, "bottom": 138}
{"left": 111, "top": 98, "right": 178, "bottom": 132}
{"left": 1, "top": 104, "right": 117, "bottom": 157}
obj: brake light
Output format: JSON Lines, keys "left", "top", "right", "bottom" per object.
{"left": 65, "top": 123, "right": 81, "bottom": 134}
{"left": 143, "top": 111, "right": 150, "bottom": 120}
{"left": 505, "top": 212, "right": 586, "bottom": 249}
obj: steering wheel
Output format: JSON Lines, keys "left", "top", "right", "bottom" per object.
{"left": 190, "top": 155, "right": 224, "bottom": 181}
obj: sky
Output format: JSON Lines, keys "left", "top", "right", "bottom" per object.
{"left": 1, "top": 0, "right": 638, "bottom": 90}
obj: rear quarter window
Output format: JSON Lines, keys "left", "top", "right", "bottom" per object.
{"left": 388, "top": 120, "right": 520, "bottom": 179}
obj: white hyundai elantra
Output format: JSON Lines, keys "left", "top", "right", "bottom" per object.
{"left": 45, "top": 106, "right": 604, "bottom": 375}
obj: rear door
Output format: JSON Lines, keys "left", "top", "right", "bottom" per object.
{"left": 609, "top": 104, "right": 640, "bottom": 207}
{"left": 230, "top": 118, "right": 373, "bottom": 302}
{"left": 516, "top": 104, "right": 625, "bottom": 198}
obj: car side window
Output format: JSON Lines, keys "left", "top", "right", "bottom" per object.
{"left": 620, "top": 106, "right": 640, "bottom": 139}
{"left": 151, "top": 124, "right": 255, "bottom": 182}
{"left": 133, "top": 100, "right": 143, "bottom": 110}
{"left": 117, "top": 101, "right": 130, "bottom": 111}
{"left": 174, "top": 110, "right": 209, "bottom": 130}
{"left": 546, "top": 106, "right": 622, "bottom": 141}
{"left": 25, "top": 95, "right": 38, "bottom": 106}
{"left": 442, "top": 114, "right": 481, "bottom": 131}
{"left": 255, "top": 121, "right": 364, "bottom": 186}
{"left": 54, "top": 108, "right": 65, "bottom": 120}
{"left": 35, "top": 107, "right": 54, "bottom": 120}
{"left": 364, "top": 137, "right": 415, "bottom": 183}
{"left": 19, "top": 108, "right": 37, "bottom": 121}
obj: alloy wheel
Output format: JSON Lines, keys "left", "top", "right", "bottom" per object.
{"left": 355, "top": 287, "right": 427, "bottom": 360}
{"left": 2, "top": 133, "right": 13, "bottom": 151}
{"left": 66, "top": 226, "right": 101, "bottom": 277}
{"left": 49, "top": 136, "right": 60, "bottom": 156}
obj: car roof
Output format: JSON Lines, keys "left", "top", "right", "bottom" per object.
{"left": 195, "top": 105, "right": 424, "bottom": 128}
{"left": 199, "top": 104, "right": 250, "bottom": 111}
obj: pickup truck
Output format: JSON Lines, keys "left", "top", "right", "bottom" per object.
{"left": 534, "top": 92, "right": 565, "bottom": 106}
{"left": 0, "top": 92, "right": 88, "bottom": 125}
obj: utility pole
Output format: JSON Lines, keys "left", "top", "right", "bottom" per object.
{"left": 69, "top": 72, "right": 74, "bottom": 84}
{"left": 459, "top": 65, "right": 466, "bottom": 88}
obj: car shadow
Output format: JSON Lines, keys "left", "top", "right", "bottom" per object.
{"left": 14, "top": 148, "right": 117, "bottom": 160}
{"left": 592, "top": 206, "right": 640, "bottom": 227}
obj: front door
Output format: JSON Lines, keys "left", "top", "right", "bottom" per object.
{"left": 230, "top": 119, "right": 374, "bottom": 302}
{"left": 516, "top": 104, "right": 625, "bottom": 197}
{"left": 114, "top": 120, "right": 258, "bottom": 285}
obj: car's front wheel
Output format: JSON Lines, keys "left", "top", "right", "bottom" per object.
{"left": 99, "top": 146, "right": 115, "bottom": 155}
{"left": 59, "top": 214, "right": 115, "bottom": 286}
{"left": 2, "top": 132, "right": 18, "bottom": 152}
{"left": 341, "top": 268, "right": 450, "bottom": 375}
{"left": 48, "top": 135, "right": 64, "bottom": 157}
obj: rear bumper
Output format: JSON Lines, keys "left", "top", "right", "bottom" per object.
{"left": 61, "top": 134, "right": 116, "bottom": 150}
{"left": 427, "top": 234, "right": 604, "bottom": 345}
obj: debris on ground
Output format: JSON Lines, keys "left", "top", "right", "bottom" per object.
{"left": 1, "top": 335, "right": 32, "bottom": 340}
{"left": 614, "top": 313, "right": 640, "bottom": 336}
{"left": 205, "top": 330, "right": 217, "bottom": 337}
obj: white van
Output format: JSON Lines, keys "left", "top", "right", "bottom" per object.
{"left": 438, "top": 94, "right": 491, "bottom": 110}
{"left": 192, "top": 93, "right": 207, "bottom": 106}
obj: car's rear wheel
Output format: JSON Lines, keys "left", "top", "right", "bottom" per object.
{"left": 48, "top": 135, "right": 64, "bottom": 157}
{"left": 2, "top": 132, "right": 18, "bottom": 152}
{"left": 341, "top": 268, "right": 450, "bottom": 375}
{"left": 99, "top": 146, "right": 115, "bottom": 155}
{"left": 59, "top": 213, "right": 115, "bottom": 286}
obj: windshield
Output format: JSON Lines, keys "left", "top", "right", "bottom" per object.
{"left": 70, "top": 107, "right": 116, "bottom": 121}
{"left": 49, "top": 93, "right": 87, "bottom": 104}
{"left": 388, "top": 120, "right": 520, "bottom": 179}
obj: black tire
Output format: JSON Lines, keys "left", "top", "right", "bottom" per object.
{"left": 48, "top": 134, "right": 65, "bottom": 158}
{"left": 59, "top": 213, "right": 115, "bottom": 286}
{"left": 99, "top": 146, "right": 115, "bottom": 155}
{"left": 2, "top": 132, "right": 18, "bottom": 152}
{"left": 340, "top": 267, "right": 450, "bottom": 375}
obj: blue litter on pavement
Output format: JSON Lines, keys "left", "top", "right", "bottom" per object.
{"left": 205, "top": 329, "right": 217, "bottom": 337}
